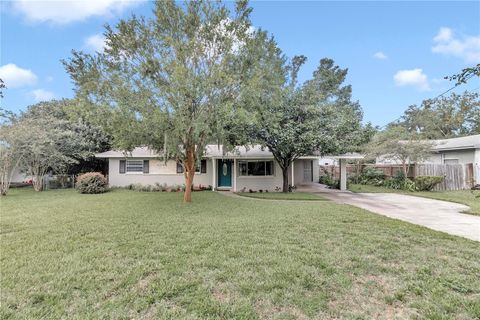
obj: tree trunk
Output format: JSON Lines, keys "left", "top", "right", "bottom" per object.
{"left": 183, "top": 145, "right": 195, "bottom": 203}
{"left": 282, "top": 166, "right": 289, "bottom": 193}
{"left": 33, "top": 175, "right": 43, "bottom": 192}
{"left": 402, "top": 161, "right": 408, "bottom": 179}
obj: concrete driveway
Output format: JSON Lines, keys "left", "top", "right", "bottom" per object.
{"left": 297, "top": 184, "right": 480, "bottom": 242}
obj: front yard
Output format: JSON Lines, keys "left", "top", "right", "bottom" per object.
{"left": 1, "top": 189, "right": 479, "bottom": 319}
{"left": 349, "top": 184, "right": 480, "bottom": 216}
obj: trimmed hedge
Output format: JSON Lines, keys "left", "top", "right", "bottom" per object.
{"left": 414, "top": 176, "right": 444, "bottom": 191}
{"left": 76, "top": 172, "right": 108, "bottom": 194}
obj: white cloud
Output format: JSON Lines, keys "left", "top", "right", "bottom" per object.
{"left": 432, "top": 27, "right": 480, "bottom": 63}
{"left": 373, "top": 51, "right": 388, "bottom": 60}
{"left": 31, "top": 89, "right": 55, "bottom": 102}
{"left": 394, "top": 68, "right": 430, "bottom": 91}
{"left": 433, "top": 27, "right": 453, "bottom": 42}
{"left": 12, "top": 0, "right": 142, "bottom": 24}
{"left": 85, "top": 34, "right": 107, "bottom": 52}
{"left": 46, "top": 76, "right": 54, "bottom": 82}
{"left": 0, "top": 63, "right": 37, "bottom": 88}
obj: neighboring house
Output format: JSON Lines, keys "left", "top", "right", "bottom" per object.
{"left": 319, "top": 157, "right": 337, "bottom": 166}
{"left": 376, "top": 134, "right": 480, "bottom": 166}
{"left": 96, "top": 145, "right": 320, "bottom": 192}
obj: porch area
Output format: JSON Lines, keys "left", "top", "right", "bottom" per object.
{"left": 211, "top": 158, "right": 319, "bottom": 192}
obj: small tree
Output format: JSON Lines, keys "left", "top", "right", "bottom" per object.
{"left": 0, "top": 114, "right": 29, "bottom": 195}
{"left": 17, "top": 115, "right": 89, "bottom": 191}
{"left": 367, "top": 126, "right": 434, "bottom": 178}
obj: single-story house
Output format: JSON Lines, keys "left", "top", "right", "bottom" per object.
{"left": 376, "top": 134, "right": 480, "bottom": 166}
{"left": 95, "top": 145, "right": 321, "bottom": 192}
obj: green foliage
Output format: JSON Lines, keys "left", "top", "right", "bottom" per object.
{"left": 319, "top": 174, "right": 340, "bottom": 188}
{"left": 248, "top": 55, "right": 373, "bottom": 191}
{"left": 2, "top": 189, "right": 480, "bottom": 319}
{"left": 399, "top": 91, "right": 479, "bottom": 139}
{"left": 366, "top": 125, "right": 434, "bottom": 177}
{"left": 0, "top": 78, "right": 5, "bottom": 98}
{"left": 446, "top": 64, "right": 480, "bottom": 85}
{"left": 414, "top": 176, "right": 444, "bottom": 191}
{"left": 63, "top": 0, "right": 267, "bottom": 202}
{"left": 19, "top": 100, "right": 112, "bottom": 176}
{"left": 76, "top": 172, "right": 108, "bottom": 194}
{"left": 358, "top": 167, "right": 385, "bottom": 186}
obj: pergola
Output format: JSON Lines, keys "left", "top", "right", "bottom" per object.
{"left": 328, "top": 153, "right": 365, "bottom": 190}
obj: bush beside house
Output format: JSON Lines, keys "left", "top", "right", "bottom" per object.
{"left": 76, "top": 172, "right": 108, "bottom": 194}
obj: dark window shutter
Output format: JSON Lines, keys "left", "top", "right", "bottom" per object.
{"left": 201, "top": 160, "right": 207, "bottom": 174}
{"left": 119, "top": 160, "right": 126, "bottom": 174}
{"left": 176, "top": 161, "right": 184, "bottom": 173}
{"left": 143, "top": 160, "right": 149, "bottom": 174}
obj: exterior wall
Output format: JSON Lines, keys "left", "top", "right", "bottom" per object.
{"left": 107, "top": 157, "right": 320, "bottom": 191}
{"left": 441, "top": 150, "right": 475, "bottom": 164}
{"left": 107, "top": 158, "right": 213, "bottom": 187}
{"left": 235, "top": 160, "right": 285, "bottom": 192}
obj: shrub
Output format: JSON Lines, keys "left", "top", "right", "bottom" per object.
{"left": 76, "top": 172, "right": 108, "bottom": 194}
{"left": 358, "top": 167, "right": 385, "bottom": 186}
{"left": 415, "top": 176, "right": 444, "bottom": 191}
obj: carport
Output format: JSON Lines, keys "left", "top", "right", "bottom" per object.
{"left": 329, "top": 153, "right": 364, "bottom": 190}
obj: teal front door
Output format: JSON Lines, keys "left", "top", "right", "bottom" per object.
{"left": 217, "top": 160, "right": 232, "bottom": 187}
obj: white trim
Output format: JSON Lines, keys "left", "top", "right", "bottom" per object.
{"left": 291, "top": 162, "right": 294, "bottom": 186}
{"left": 212, "top": 159, "right": 217, "bottom": 191}
{"left": 233, "top": 159, "right": 237, "bottom": 192}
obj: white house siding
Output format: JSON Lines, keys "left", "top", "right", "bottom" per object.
{"left": 235, "top": 161, "right": 285, "bottom": 192}
{"left": 107, "top": 158, "right": 213, "bottom": 187}
{"left": 440, "top": 150, "right": 475, "bottom": 164}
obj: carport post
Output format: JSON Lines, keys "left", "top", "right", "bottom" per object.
{"left": 339, "top": 158, "right": 347, "bottom": 191}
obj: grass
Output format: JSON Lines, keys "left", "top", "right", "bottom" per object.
{"left": 236, "top": 191, "right": 327, "bottom": 201}
{"left": 1, "top": 188, "right": 479, "bottom": 319}
{"left": 349, "top": 184, "right": 480, "bottom": 216}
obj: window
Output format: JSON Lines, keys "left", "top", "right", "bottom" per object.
{"left": 239, "top": 160, "right": 274, "bottom": 176}
{"left": 119, "top": 160, "right": 149, "bottom": 174}
{"left": 176, "top": 160, "right": 207, "bottom": 174}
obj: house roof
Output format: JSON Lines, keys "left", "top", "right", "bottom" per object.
{"left": 432, "top": 134, "right": 480, "bottom": 151}
{"left": 95, "top": 145, "right": 321, "bottom": 159}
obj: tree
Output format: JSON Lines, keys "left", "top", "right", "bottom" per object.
{"left": 64, "top": 0, "right": 265, "bottom": 202}
{"left": 445, "top": 64, "right": 480, "bottom": 85}
{"left": 22, "top": 100, "right": 112, "bottom": 175}
{"left": 250, "top": 56, "right": 372, "bottom": 192}
{"left": 0, "top": 113, "right": 29, "bottom": 195}
{"left": 0, "top": 78, "right": 5, "bottom": 98}
{"left": 367, "top": 125, "right": 434, "bottom": 178}
{"left": 16, "top": 114, "right": 92, "bottom": 191}
{"left": 1, "top": 101, "right": 109, "bottom": 193}
{"left": 399, "top": 91, "right": 480, "bottom": 139}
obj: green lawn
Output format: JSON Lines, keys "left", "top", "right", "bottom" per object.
{"left": 1, "top": 189, "right": 479, "bottom": 319}
{"left": 236, "top": 192, "right": 326, "bottom": 201}
{"left": 349, "top": 184, "right": 480, "bottom": 216}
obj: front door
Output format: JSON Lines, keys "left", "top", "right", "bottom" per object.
{"left": 303, "top": 160, "right": 313, "bottom": 182}
{"left": 217, "top": 160, "right": 232, "bottom": 187}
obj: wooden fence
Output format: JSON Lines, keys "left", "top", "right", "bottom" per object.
{"left": 320, "top": 163, "right": 476, "bottom": 191}
{"left": 415, "top": 163, "right": 474, "bottom": 191}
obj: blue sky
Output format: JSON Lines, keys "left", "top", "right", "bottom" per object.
{"left": 1, "top": 1, "right": 479, "bottom": 126}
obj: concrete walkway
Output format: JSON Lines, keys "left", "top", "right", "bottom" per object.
{"left": 296, "top": 184, "right": 480, "bottom": 242}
